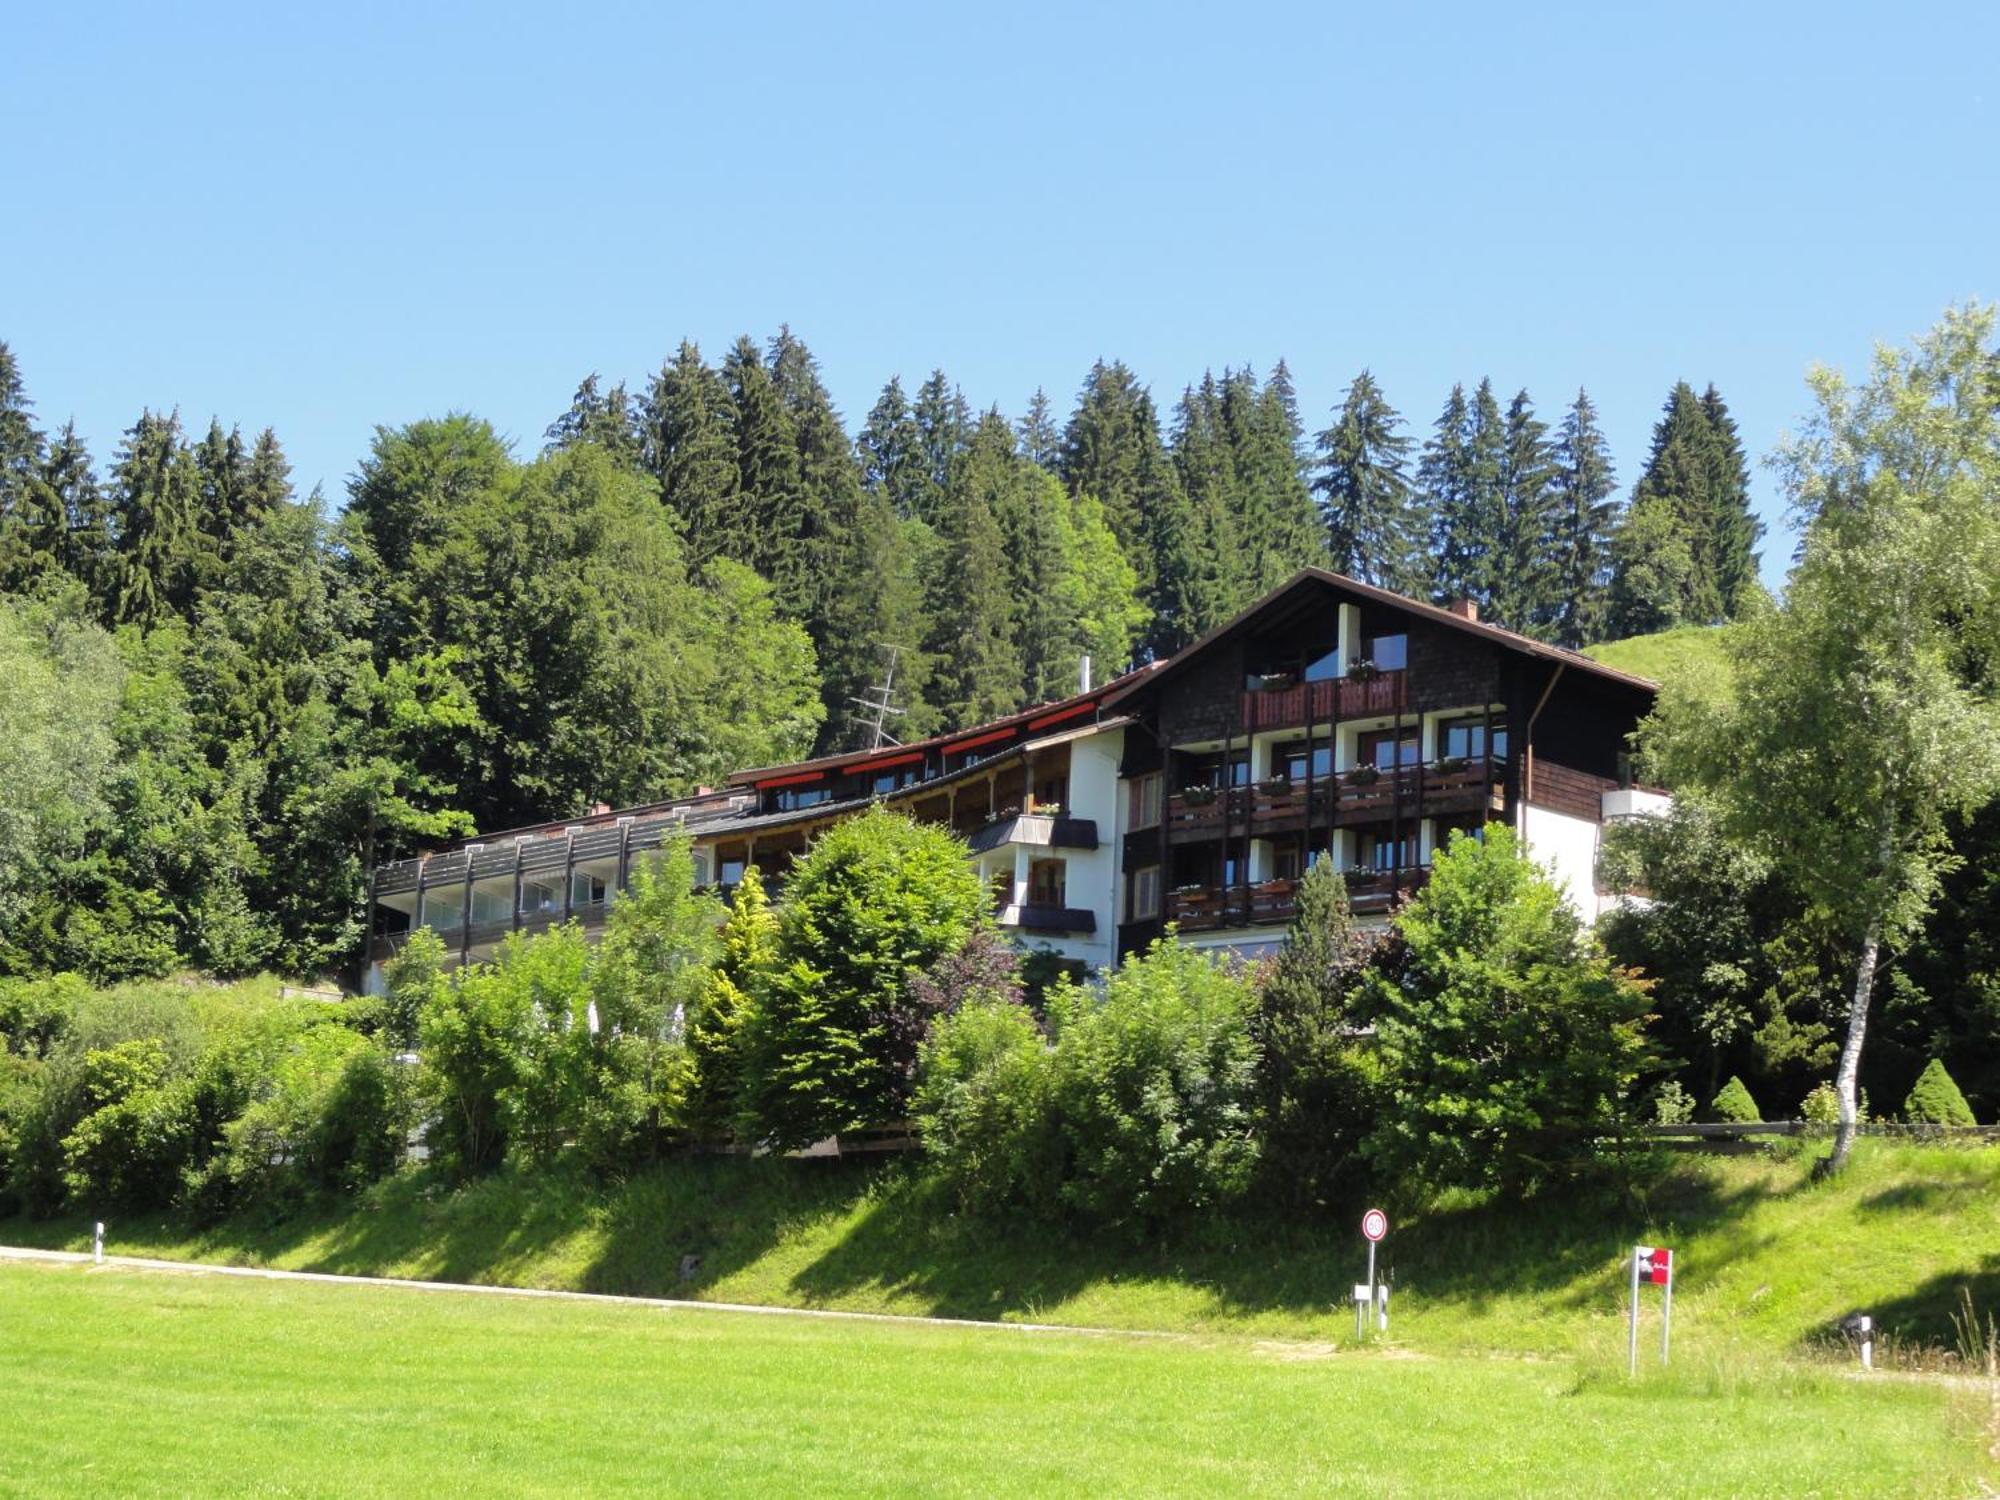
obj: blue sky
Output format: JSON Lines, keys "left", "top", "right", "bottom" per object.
{"left": 5, "top": 2, "right": 1995, "bottom": 590}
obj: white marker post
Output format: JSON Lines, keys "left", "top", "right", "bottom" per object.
{"left": 1358, "top": 1208, "right": 1389, "bottom": 1341}
{"left": 1628, "top": 1245, "right": 1674, "bottom": 1374}
{"left": 1859, "top": 1315, "right": 1873, "bottom": 1371}
{"left": 93, "top": 1221, "right": 104, "bottom": 1265}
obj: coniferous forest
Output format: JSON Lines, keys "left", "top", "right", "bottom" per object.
{"left": 0, "top": 331, "right": 1766, "bottom": 982}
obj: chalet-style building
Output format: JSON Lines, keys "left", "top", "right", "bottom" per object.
{"left": 362, "top": 570, "right": 1665, "bottom": 992}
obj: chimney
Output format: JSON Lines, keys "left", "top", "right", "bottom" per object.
{"left": 1079, "top": 654, "right": 1093, "bottom": 693}
{"left": 1447, "top": 598, "right": 1479, "bottom": 622}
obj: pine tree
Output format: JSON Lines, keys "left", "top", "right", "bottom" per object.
{"left": 1242, "top": 360, "right": 1326, "bottom": 586}
{"left": 1546, "top": 390, "right": 1619, "bottom": 647}
{"left": 722, "top": 335, "right": 803, "bottom": 584}
{"left": 1058, "top": 360, "right": 1156, "bottom": 586}
{"left": 910, "top": 369, "right": 971, "bottom": 526}
{"left": 192, "top": 417, "right": 252, "bottom": 576}
{"left": 1489, "top": 389, "right": 1559, "bottom": 634}
{"left": 1700, "top": 384, "right": 1764, "bottom": 616}
{"left": 1611, "top": 382, "right": 1724, "bottom": 632}
{"left": 1420, "top": 384, "right": 1476, "bottom": 603}
{"left": 108, "top": 409, "right": 204, "bottom": 627}
{"left": 42, "top": 421, "right": 110, "bottom": 598}
{"left": 1313, "top": 369, "right": 1424, "bottom": 593}
{"left": 1017, "top": 388, "right": 1060, "bottom": 469}
{"left": 0, "top": 342, "right": 47, "bottom": 590}
{"left": 546, "top": 373, "right": 642, "bottom": 467}
{"left": 856, "top": 376, "right": 925, "bottom": 518}
{"left": 1168, "top": 377, "right": 1247, "bottom": 632}
{"left": 640, "top": 341, "right": 743, "bottom": 566}
{"left": 924, "top": 426, "right": 1024, "bottom": 727}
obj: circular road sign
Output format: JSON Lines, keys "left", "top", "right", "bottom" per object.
{"left": 1361, "top": 1208, "right": 1389, "bottom": 1243}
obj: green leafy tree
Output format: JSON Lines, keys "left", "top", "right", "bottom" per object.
{"left": 740, "top": 807, "right": 988, "bottom": 1148}
{"left": 1647, "top": 306, "right": 2000, "bottom": 1172}
{"left": 687, "top": 866, "right": 776, "bottom": 1141}
{"left": 1364, "top": 825, "right": 1652, "bottom": 1193}
{"left": 912, "top": 990, "right": 1052, "bottom": 1212}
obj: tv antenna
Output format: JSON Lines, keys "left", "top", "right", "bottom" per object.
{"left": 847, "top": 643, "right": 909, "bottom": 750}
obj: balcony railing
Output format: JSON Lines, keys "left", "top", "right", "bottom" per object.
{"left": 1164, "top": 868, "right": 1427, "bottom": 932}
{"left": 1240, "top": 669, "right": 1407, "bottom": 733}
{"left": 1164, "top": 756, "right": 1504, "bottom": 842}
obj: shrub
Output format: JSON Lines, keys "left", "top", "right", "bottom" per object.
{"left": 1708, "top": 1075, "right": 1762, "bottom": 1124}
{"left": 1904, "top": 1059, "right": 1976, "bottom": 1126}
{"left": 686, "top": 868, "right": 775, "bottom": 1144}
{"left": 1043, "top": 940, "right": 1263, "bottom": 1225}
{"left": 740, "top": 808, "right": 988, "bottom": 1148}
{"left": 1251, "top": 858, "right": 1379, "bottom": 1207}
{"left": 1652, "top": 1080, "right": 1696, "bottom": 1125}
{"left": 913, "top": 996, "right": 1055, "bottom": 1211}
{"left": 1364, "top": 824, "right": 1653, "bottom": 1195}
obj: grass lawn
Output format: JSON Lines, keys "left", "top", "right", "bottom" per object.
{"left": 0, "top": 1259, "right": 1989, "bottom": 1499}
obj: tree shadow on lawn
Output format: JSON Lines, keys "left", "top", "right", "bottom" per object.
{"left": 1841, "top": 1253, "right": 2000, "bottom": 1353}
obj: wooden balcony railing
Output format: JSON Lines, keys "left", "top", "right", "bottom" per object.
{"left": 1163, "top": 757, "right": 1504, "bottom": 843}
{"left": 1240, "top": 670, "right": 1407, "bottom": 733}
{"left": 1165, "top": 869, "right": 1427, "bottom": 932}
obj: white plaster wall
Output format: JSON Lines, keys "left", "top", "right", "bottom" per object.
{"left": 1521, "top": 802, "right": 1605, "bottom": 920}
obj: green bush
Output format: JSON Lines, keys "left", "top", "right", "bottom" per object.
{"left": 1043, "top": 940, "right": 1263, "bottom": 1226}
{"left": 1652, "top": 1080, "right": 1696, "bottom": 1125}
{"left": 912, "top": 996, "right": 1055, "bottom": 1212}
{"left": 1708, "top": 1075, "right": 1762, "bottom": 1124}
{"left": 1364, "top": 825, "right": 1652, "bottom": 1195}
{"left": 1904, "top": 1059, "right": 1976, "bottom": 1127}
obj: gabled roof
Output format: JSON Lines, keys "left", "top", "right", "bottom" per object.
{"left": 1100, "top": 567, "right": 1658, "bottom": 707}
{"left": 726, "top": 662, "right": 1164, "bottom": 788}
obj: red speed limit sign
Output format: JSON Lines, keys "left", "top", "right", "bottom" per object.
{"left": 1361, "top": 1208, "right": 1388, "bottom": 1242}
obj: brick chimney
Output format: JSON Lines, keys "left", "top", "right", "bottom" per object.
{"left": 1447, "top": 598, "right": 1479, "bottom": 622}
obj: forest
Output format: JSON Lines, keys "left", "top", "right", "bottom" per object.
{"left": 0, "top": 329, "right": 1764, "bottom": 984}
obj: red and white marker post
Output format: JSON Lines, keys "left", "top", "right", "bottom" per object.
{"left": 1628, "top": 1244, "right": 1674, "bottom": 1373}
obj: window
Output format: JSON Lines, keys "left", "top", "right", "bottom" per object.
{"left": 1278, "top": 744, "right": 1333, "bottom": 783}
{"left": 571, "top": 872, "right": 608, "bottom": 907}
{"left": 1034, "top": 774, "right": 1068, "bottom": 809}
{"left": 1359, "top": 829, "right": 1419, "bottom": 872}
{"left": 1028, "top": 858, "right": 1067, "bottom": 908}
{"left": 1363, "top": 633, "right": 1407, "bottom": 671}
{"left": 1129, "top": 864, "right": 1161, "bottom": 921}
{"left": 1128, "top": 774, "right": 1163, "bottom": 831}
{"left": 870, "top": 765, "right": 918, "bottom": 796}
{"left": 1440, "top": 715, "right": 1508, "bottom": 762}
{"left": 1431, "top": 816, "right": 1486, "bottom": 857}
{"left": 1303, "top": 644, "right": 1342, "bottom": 682}
{"left": 1183, "top": 753, "right": 1247, "bottom": 790}
{"left": 719, "top": 857, "right": 745, "bottom": 888}
{"left": 1272, "top": 838, "right": 1306, "bottom": 882}
{"left": 1359, "top": 728, "right": 1420, "bottom": 771}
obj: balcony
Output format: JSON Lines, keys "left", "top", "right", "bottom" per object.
{"left": 1240, "top": 670, "right": 1407, "bottom": 733}
{"left": 1164, "top": 757, "right": 1504, "bottom": 844}
{"left": 1001, "top": 903, "right": 1097, "bottom": 934}
{"left": 966, "top": 812, "right": 1099, "bottom": 855}
{"left": 1164, "top": 868, "right": 1427, "bottom": 932}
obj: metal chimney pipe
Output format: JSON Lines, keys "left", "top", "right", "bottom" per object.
{"left": 1080, "top": 654, "right": 1092, "bottom": 693}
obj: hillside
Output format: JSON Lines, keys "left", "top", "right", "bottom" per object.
{"left": 1584, "top": 623, "right": 1740, "bottom": 697}
{"left": 7, "top": 1139, "right": 1997, "bottom": 1367}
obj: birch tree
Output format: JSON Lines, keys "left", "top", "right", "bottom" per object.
{"left": 1649, "top": 306, "right": 2000, "bottom": 1172}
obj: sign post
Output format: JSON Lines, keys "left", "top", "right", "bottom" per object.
{"left": 1357, "top": 1208, "right": 1389, "bottom": 1341}
{"left": 1628, "top": 1245, "right": 1674, "bottom": 1374}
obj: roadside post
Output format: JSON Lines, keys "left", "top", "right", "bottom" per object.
{"left": 1356, "top": 1208, "right": 1389, "bottom": 1341}
{"left": 1628, "top": 1245, "right": 1674, "bottom": 1374}
{"left": 93, "top": 1221, "right": 104, "bottom": 1264}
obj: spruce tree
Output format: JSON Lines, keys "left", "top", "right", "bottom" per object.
{"left": 1489, "top": 389, "right": 1559, "bottom": 634}
{"left": 856, "top": 376, "right": 925, "bottom": 518}
{"left": 910, "top": 369, "right": 971, "bottom": 525}
{"left": 722, "top": 334, "right": 803, "bottom": 584}
{"left": 546, "top": 373, "right": 642, "bottom": 467}
{"left": 42, "top": 421, "right": 110, "bottom": 599}
{"left": 1612, "top": 382, "right": 1724, "bottom": 631}
{"left": 108, "top": 409, "right": 204, "bottom": 627}
{"left": 1419, "top": 384, "right": 1475, "bottom": 603}
{"left": 1313, "top": 369, "right": 1423, "bottom": 593}
{"left": 1017, "top": 388, "right": 1060, "bottom": 469}
{"left": 1220, "top": 363, "right": 1323, "bottom": 596}
{"left": 640, "top": 341, "right": 743, "bottom": 566}
{"left": 1700, "top": 384, "right": 1764, "bottom": 616}
{"left": 1058, "top": 360, "right": 1155, "bottom": 585}
{"left": 0, "top": 343, "right": 47, "bottom": 591}
{"left": 1168, "top": 377, "right": 1247, "bottom": 632}
{"left": 1547, "top": 390, "right": 1619, "bottom": 647}
{"left": 924, "top": 417, "right": 1024, "bottom": 725}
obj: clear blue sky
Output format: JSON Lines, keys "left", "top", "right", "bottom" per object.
{"left": 6, "top": 2, "right": 1996, "bottom": 590}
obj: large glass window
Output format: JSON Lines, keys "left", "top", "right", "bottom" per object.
{"left": 1303, "top": 643, "right": 1342, "bottom": 682}
{"left": 1440, "top": 716, "right": 1508, "bottom": 762}
{"left": 1028, "top": 858, "right": 1067, "bottom": 908}
{"left": 1279, "top": 744, "right": 1334, "bottom": 782}
{"left": 1129, "top": 864, "right": 1161, "bottom": 921}
{"left": 1363, "top": 633, "right": 1408, "bottom": 671}
{"left": 1129, "top": 774, "right": 1163, "bottom": 830}
{"left": 1359, "top": 728, "right": 1421, "bottom": 771}
{"left": 1359, "top": 829, "right": 1420, "bottom": 871}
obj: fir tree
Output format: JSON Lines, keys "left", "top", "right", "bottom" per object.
{"left": 1700, "top": 384, "right": 1764, "bottom": 616}
{"left": 1313, "top": 369, "right": 1424, "bottom": 594}
{"left": 0, "top": 342, "right": 48, "bottom": 591}
{"left": 1489, "top": 388, "right": 1559, "bottom": 634}
{"left": 1243, "top": 360, "right": 1327, "bottom": 586}
{"left": 1546, "top": 390, "right": 1619, "bottom": 647}
{"left": 1058, "top": 360, "right": 1158, "bottom": 587}
{"left": 856, "top": 376, "right": 925, "bottom": 518}
{"left": 1419, "top": 384, "right": 1476, "bottom": 603}
{"left": 910, "top": 369, "right": 971, "bottom": 526}
{"left": 722, "top": 334, "right": 803, "bottom": 584}
{"left": 546, "top": 373, "right": 642, "bottom": 467}
{"left": 1017, "top": 388, "right": 1060, "bottom": 469}
{"left": 108, "top": 409, "right": 204, "bottom": 627}
{"left": 41, "top": 421, "right": 110, "bottom": 598}
{"left": 1167, "top": 377, "right": 1247, "bottom": 633}
{"left": 640, "top": 341, "right": 743, "bottom": 566}
{"left": 924, "top": 429, "right": 1024, "bottom": 727}
{"left": 1611, "top": 382, "right": 1724, "bottom": 632}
